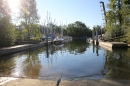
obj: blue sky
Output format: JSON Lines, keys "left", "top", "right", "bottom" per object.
{"left": 36, "top": 0, "right": 109, "bottom": 29}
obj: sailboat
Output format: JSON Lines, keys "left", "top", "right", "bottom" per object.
{"left": 53, "top": 23, "right": 64, "bottom": 45}
{"left": 53, "top": 36, "right": 64, "bottom": 45}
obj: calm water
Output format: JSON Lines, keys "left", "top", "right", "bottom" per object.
{"left": 0, "top": 40, "right": 130, "bottom": 80}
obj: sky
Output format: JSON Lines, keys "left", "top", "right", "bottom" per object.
{"left": 36, "top": 0, "right": 109, "bottom": 29}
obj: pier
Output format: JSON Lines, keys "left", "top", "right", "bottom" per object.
{"left": 99, "top": 41, "right": 128, "bottom": 48}
{"left": 87, "top": 39, "right": 128, "bottom": 50}
{"left": 0, "top": 41, "right": 52, "bottom": 56}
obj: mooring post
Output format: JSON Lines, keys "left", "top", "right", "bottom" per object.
{"left": 96, "top": 29, "right": 99, "bottom": 45}
{"left": 92, "top": 31, "right": 94, "bottom": 43}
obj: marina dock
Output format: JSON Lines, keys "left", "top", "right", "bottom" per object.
{"left": 99, "top": 41, "right": 128, "bottom": 48}
{"left": 87, "top": 39, "right": 128, "bottom": 50}
{"left": 0, "top": 41, "right": 52, "bottom": 56}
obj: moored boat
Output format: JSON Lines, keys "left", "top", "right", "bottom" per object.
{"left": 53, "top": 37, "right": 64, "bottom": 45}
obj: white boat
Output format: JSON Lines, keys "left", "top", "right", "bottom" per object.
{"left": 53, "top": 37, "right": 64, "bottom": 45}
{"left": 53, "top": 22, "right": 65, "bottom": 45}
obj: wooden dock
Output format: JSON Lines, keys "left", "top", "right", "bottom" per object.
{"left": 0, "top": 42, "right": 52, "bottom": 56}
{"left": 87, "top": 39, "right": 128, "bottom": 50}
{"left": 99, "top": 41, "right": 128, "bottom": 48}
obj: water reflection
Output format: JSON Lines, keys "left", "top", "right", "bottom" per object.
{"left": 65, "top": 40, "right": 90, "bottom": 55}
{"left": 96, "top": 45, "right": 99, "bottom": 56}
{"left": 53, "top": 44, "right": 64, "bottom": 51}
{"left": 23, "top": 49, "right": 43, "bottom": 78}
{"left": 93, "top": 43, "right": 95, "bottom": 53}
{"left": 0, "top": 49, "right": 43, "bottom": 78}
{"left": 92, "top": 43, "right": 100, "bottom": 56}
{"left": 0, "top": 40, "right": 130, "bottom": 80}
{"left": 103, "top": 48, "right": 130, "bottom": 80}
{"left": 46, "top": 45, "right": 49, "bottom": 58}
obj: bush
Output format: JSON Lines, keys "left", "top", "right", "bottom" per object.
{"left": 0, "top": 18, "right": 16, "bottom": 47}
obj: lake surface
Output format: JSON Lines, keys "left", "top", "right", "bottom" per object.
{"left": 0, "top": 40, "right": 130, "bottom": 80}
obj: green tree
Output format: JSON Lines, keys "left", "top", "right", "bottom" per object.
{"left": 105, "top": 0, "right": 130, "bottom": 41}
{"left": 30, "top": 24, "right": 42, "bottom": 40}
{"left": 121, "top": 0, "right": 130, "bottom": 43}
{"left": 54, "top": 25, "right": 62, "bottom": 35}
{"left": 93, "top": 25, "right": 102, "bottom": 35}
{"left": 66, "top": 21, "right": 91, "bottom": 37}
{"left": 105, "top": 0, "right": 122, "bottom": 39}
{"left": 0, "top": 0, "right": 16, "bottom": 47}
{"left": 107, "top": 0, "right": 122, "bottom": 27}
{"left": 19, "top": 0, "right": 39, "bottom": 40}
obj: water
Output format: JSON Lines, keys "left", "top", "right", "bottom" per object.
{"left": 0, "top": 40, "right": 130, "bottom": 80}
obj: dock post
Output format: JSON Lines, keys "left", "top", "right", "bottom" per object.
{"left": 96, "top": 29, "right": 99, "bottom": 45}
{"left": 92, "top": 31, "right": 94, "bottom": 43}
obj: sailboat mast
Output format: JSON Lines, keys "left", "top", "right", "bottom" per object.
{"left": 46, "top": 11, "right": 48, "bottom": 44}
{"left": 53, "top": 19, "right": 56, "bottom": 35}
{"left": 44, "top": 19, "right": 46, "bottom": 35}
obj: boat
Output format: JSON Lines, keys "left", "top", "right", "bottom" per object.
{"left": 53, "top": 22, "right": 64, "bottom": 45}
{"left": 53, "top": 37, "right": 64, "bottom": 45}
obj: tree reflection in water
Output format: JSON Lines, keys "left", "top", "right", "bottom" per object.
{"left": 23, "top": 48, "right": 43, "bottom": 78}
{"left": 65, "top": 40, "right": 90, "bottom": 55}
{"left": 103, "top": 48, "right": 130, "bottom": 80}
{"left": 0, "top": 55, "right": 16, "bottom": 77}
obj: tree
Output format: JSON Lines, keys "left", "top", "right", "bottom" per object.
{"left": 105, "top": 0, "right": 130, "bottom": 41}
{"left": 19, "top": 0, "right": 39, "bottom": 40}
{"left": 93, "top": 25, "right": 102, "bottom": 35}
{"left": 54, "top": 25, "right": 62, "bottom": 35}
{"left": 0, "top": 0, "right": 16, "bottom": 47}
{"left": 121, "top": 0, "right": 130, "bottom": 43}
{"left": 66, "top": 21, "right": 91, "bottom": 37}
{"left": 107, "top": 0, "right": 122, "bottom": 27}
